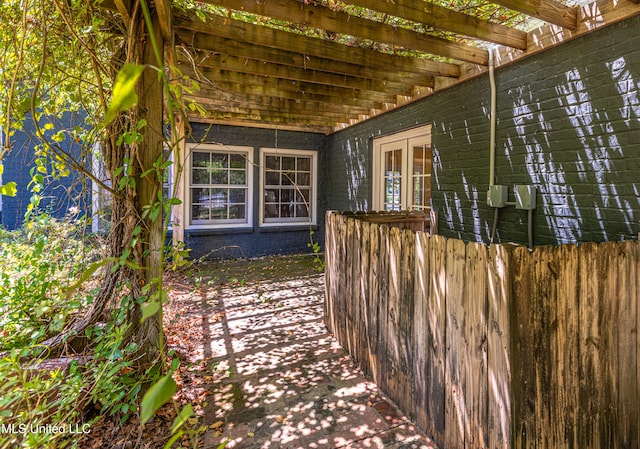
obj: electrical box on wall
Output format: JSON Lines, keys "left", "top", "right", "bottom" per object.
{"left": 487, "top": 185, "right": 508, "bottom": 208}
{"left": 515, "top": 185, "right": 536, "bottom": 210}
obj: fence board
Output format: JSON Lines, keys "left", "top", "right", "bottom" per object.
{"left": 445, "top": 237, "right": 466, "bottom": 449}
{"left": 377, "top": 225, "right": 390, "bottom": 394}
{"left": 510, "top": 245, "right": 535, "bottom": 449}
{"left": 464, "top": 242, "right": 488, "bottom": 449}
{"left": 368, "top": 219, "right": 380, "bottom": 383}
{"left": 598, "top": 243, "right": 619, "bottom": 448}
{"left": 385, "top": 227, "right": 412, "bottom": 412}
{"left": 428, "top": 235, "right": 447, "bottom": 446}
{"left": 358, "top": 220, "right": 372, "bottom": 377}
{"left": 397, "top": 228, "right": 416, "bottom": 416}
{"left": 578, "top": 242, "right": 602, "bottom": 449}
{"left": 325, "top": 212, "right": 640, "bottom": 449}
{"left": 345, "top": 217, "right": 355, "bottom": 356}
{"left": 555, "top": 244, "right": 579, "bottom": 448}
{"left": 487, "top": 244, "right": 511, "bottom": 449}
{"left": 413, "top": 231, "right": 431, "bottom": 432}
{"left": 617, "top": 241, "right": 638, "bottom": 447}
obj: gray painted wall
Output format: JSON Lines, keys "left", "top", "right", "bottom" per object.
{"left": 326, "top": 15, "right": 640, "bottom": 246}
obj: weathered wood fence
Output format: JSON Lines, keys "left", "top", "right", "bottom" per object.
{"left": 324, "top": 211, "right": 639, "bottom": 449}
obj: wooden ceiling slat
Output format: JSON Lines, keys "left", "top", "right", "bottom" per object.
{"left": 344, "top": 0, "right": 528, "bottom": 50}
{"left": 176, "top": 35, "right": 437, "bottom": 86}
{"left": 188, "top": 94, "right": 372, "bottom": 116}
{"left": 180, "top": 53, "right": 435, "bottom": 91}
{"left": 204, "top": 0, "right": 488, "bottom": 65}
{"left": 195, "top": 109, "right": 344, "bottom": 127}
{"left": 491, "top": 0, "right": 578, "bottom": 29}
{"left": 181, "top": 67, "right": 403, "bottom": 103}
{"left": 190, "top": 82, "right": 389, "bottom": 110}
{"left": 173, "top": 13, "right": 461, "bottom": 78}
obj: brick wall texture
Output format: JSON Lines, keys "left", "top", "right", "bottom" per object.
{"left": 326, "top": 14, "right": 640, "bottom": 246}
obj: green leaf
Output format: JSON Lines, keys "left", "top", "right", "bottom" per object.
{"left": 171, "top": 404, "right": 193, "bottom": 433}
{"left": 163, "top": 430, "right": 184, "bottom": 449}
{"left": 102, "top": 64, "right": 146, "bottom": 127}
{"left": 1, "top": 182, "right": 17, "bottom": 197}
{"left": 140, "top": 374, "right": 176, "bottom": 425}
{"left": 141, "top": 301, "right": 160, "bottom": 321}
{"left": 64, "top": 258, "right": 114, "bottom": 295}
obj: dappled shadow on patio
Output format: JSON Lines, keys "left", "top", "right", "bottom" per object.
{"left": 180, "top": 263, "right": 436, "bottom": 449}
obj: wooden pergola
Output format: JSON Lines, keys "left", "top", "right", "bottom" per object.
{"left": 106, "top": 0, "right": 640, "bottom": 134}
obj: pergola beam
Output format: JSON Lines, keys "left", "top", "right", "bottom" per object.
{"left": 176, "top": 38, "right": 436, "bottom": 87}
{"left": 337, "top": 0, "right": 529, "bottom": 50}
{"left": 181, "top": 53, "right": 434, "bottom": 92}
{"left": 204, "top": 0, "right": 488, "bottom": 65}
{"left": 173, "top": 13, "right": 461, "bottom": 78}
{"left": 492, "top": 0, "right": 578, "bottom": 29}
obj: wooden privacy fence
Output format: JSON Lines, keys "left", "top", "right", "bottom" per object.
{"left": 324, "top": 211, "right": 639, "bottom": 449}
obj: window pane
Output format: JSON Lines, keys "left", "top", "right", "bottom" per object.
{"left": 265, "top": 203, "right": 279, "bottom": 218}
{"left": 265, "top": 171, "right": 279, "bottom": 185}
{"left": 266, "top": 156, "right": 279, "bottom": 170}
{"left": 211, "top": 169, "right": 227, "bottom": 185}
{"left": 229, "top": 205, "right": 245, "bottom": 219}
{"left": 394, "top": 149, "right": 402, "bottom": 174}
{"left": 192, "top": 188, "right": 210, "bottom": 204}
{"left": 265, "top": 189, "right": 279, "bottom": 203}
{"left": 281, "top": 173, "right": 293, "bottom": 185}
{"left": 192, "top": 169, "right": 209, "bottom": 185}
{"left": 297, "top": 157, "right": 311, "bottom": 172}
{"left": 230, "top": 170, "right": 246, "bottom": 185}
{"left": 192, "top": 204, "right": 209, "bottom": 220}
{"left": 295, "top": 205, "right": 308, "bottom": 218}
{"left": 230, "top": 153, "right": 245, "bottom": 169}
{"left": 280, "top": 189, "right": 292, "bottom": 202}
{"left": 280, "top": 204, "right": 292, "bottom": 217}
{"left": 193, "top": 151, "right": 209, "bottom": 167}
{"left": 413, "top": 146, "right": 425, "bottom": 175}
{"left": 297, "top": 172, "right": 310, "bottom": 186}
{"left": 282, "top": 157, "right": 295, "bottom": 171}
{"left": 296, "top": 189, "right": 310, "bottom": 203}
{"left": 229, "top": 189, "right": 246, "bottom": 203}
{"left": 413, "top": 178, "right": 424, "bottom": 207}
{"left": 211, "top": 207, "right": 227, "bottom": 220}
{"left": 212, "top": 153, "right": 228, "bottom": 169}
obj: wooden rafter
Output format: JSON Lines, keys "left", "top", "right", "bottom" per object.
{"left": 329, "top": 0, "right": 529, "bottom": 50}
{"left": 492, "top": 0, "right": 578, "bottom": 29}
{"left": 98, "top": 0, "right": 639, "bottom": 132}
{"left": 173, "top": 13, "right": 461, "bottom": 78}
{"left": 203, "top": 0, "right": 489, "bottom": 64}
{"left": 182, "top": 53, "right": 434, "bottom": 92}
{"left": 154, "top": 0, "right": 173, "bottom": 41}
{"left": 175, "top": 35, "right": 437, "bottom": 86}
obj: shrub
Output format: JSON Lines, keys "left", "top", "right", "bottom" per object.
{"left": 0, "top": 213, "right": 97, "bottom": 350}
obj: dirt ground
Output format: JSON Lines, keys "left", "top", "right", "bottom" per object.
{"left": 79, "top": 254, "right": 436, "bottom": 449}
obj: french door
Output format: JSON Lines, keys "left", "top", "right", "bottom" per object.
{"left": 373, "top": 126, "right": 431, "bottom": 212}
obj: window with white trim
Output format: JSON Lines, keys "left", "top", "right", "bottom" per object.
{"left": 372, "top": 125, "right": 432, "bottom": 212}
{"left": 188, "top": 144, "right": 252, "bottom": 227}
{"left": 260, "top": 148, "right": 317, "bottom": 225}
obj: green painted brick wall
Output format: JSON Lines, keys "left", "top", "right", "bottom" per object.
{"left": 326, "top": 14, "right": 640, "bottom": 246}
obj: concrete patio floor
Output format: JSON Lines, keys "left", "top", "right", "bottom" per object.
{"left": 193, "top": 260, "right": 439, "bottom": 449}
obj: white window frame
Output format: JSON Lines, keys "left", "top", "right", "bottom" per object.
{"left": 186, "top": 143, "right": 253, "bottom": 230}
{"left": 372, "top": 125, "right": 432, "bottom": 212}
{"left": 259, "top": 148, "right": 318, "bottom": 227}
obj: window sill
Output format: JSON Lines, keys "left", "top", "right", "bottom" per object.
{"left": 259, "top": 224, "right": 318, "bottom": 233}
{"left": 186, "top": 227, "right": 254, "bottom": 236}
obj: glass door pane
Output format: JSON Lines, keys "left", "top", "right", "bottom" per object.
{"left": 384, "top": 148, "right": 402, "bottom": 211}
{"left": 410, "top": 142, "right": 431, "bottom": 212}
